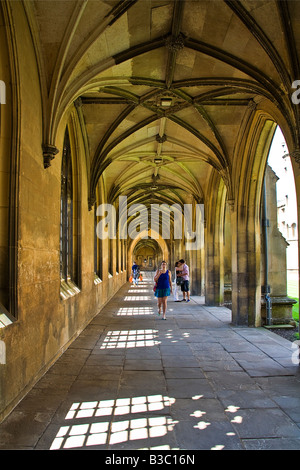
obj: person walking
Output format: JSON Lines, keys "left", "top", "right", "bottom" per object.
{"left": 179, "top": 259, "right": 190, "bottom": 302}
{"left": 154, "top": 261, "right": 172, "bottom": 320}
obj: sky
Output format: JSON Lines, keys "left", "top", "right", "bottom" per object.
{"left": 267, "top": 125, "right": 299, "bottom": 282}
{"left": 267, "top": 125, "right": 297, "bottom": 225}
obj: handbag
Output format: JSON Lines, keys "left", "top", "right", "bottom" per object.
{"left": 153, "top": 283, "right": 157, "bottom": 292}
{"left": 176, "top": 276, "right": 184, "bottom": 286}
{"left": 129, "top": 276, "right": 133, "bottom": 283}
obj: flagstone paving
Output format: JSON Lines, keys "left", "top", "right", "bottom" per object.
{"left": 0, "top": 273, "right": 300, "bottom": 450}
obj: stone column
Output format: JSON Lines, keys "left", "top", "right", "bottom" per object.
{"left": 189, "top": 247, "right": 204, "bottom": 296}
{"left": 205, "top": 226, "right": 224, "bottom": 306}
{"left": 223, "top": 202, "right": 232, "bottom": 306}
{"left": 205, "top": 178, "right": 225, "bottom": 305}
{"left": 230, "top": 201, "right": 262, "bottom": 326}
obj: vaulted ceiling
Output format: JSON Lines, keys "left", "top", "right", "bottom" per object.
{"left": 26, "top": 0, "right": 300, "bottom": 210}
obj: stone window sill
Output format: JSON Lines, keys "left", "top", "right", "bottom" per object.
{"left": 94, "top": 274, "right": 102, "bottom": 285}
{"left": 60, "top": 279, "right": 80, "bottom": 300}
{"left": 0, "top": 303, "right": 15, "bottom": 328}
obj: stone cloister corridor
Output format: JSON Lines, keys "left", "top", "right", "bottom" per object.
{"left": 1, "top": 0, "right": 300, "bottom": 452}
{"left": 0, "top": 273, "right": 299, "bottom": 450}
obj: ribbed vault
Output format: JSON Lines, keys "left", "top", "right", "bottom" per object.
{"left": 24, "top": 0, "right": 300, "bottom": 223}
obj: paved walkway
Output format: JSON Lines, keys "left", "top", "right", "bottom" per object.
{"left": 0, "top": 272, "right": 300, "bottom": 450}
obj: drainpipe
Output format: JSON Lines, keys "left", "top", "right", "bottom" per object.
{"left": 263, "top": 175, "right": 272, "bottom": 325}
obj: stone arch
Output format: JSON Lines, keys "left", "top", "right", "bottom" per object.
{"left": 231, "top": 111, "right": 278, "bottom": 325}
{"left": 205, "top": 172, "right": 227, "bottom": 306}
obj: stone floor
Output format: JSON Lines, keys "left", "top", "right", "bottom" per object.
{"left": 0, "top": 272, "right": 300, "bottom": 451}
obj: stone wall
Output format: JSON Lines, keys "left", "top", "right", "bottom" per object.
{"left": 0, "top": 3, "right": 126, "bottom": 422}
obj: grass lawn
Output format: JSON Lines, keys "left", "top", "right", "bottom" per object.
{"left": 287, "top": 280, "right": 299, "bottom": 321}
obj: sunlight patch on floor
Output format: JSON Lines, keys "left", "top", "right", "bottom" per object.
{"left": 100, "top": 329, "right": 159, "bottom": 349}
{"left": 50, "top": 395, "right": 177, "bottom": 450}
{"left": 117, "top": 306, "right": 154, "bottom": 316}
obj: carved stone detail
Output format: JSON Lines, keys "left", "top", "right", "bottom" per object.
{"left": 165, "top": 33, "right": 185, "bottom": 52}
{"left": 88, "top": 195, "right": 96, "bottom": 211}
{"left": 247, "top": 99, "right": 257, "bottom": 110}
{"left": 226, "top": 198, "right": 235, "bottom": 212}
{"left": 43, "top": 144, "right": 59, "bottom": 169}
{"left": 156, "top": 134, "right": 167, "bottom": 143}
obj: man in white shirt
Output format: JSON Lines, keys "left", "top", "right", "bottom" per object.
{"left": 179, "top": 259, "right": 190, "bottom": 302}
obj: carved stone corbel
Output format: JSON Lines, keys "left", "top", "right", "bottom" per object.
{"left": 88, "top": 195, "right": 96, "bottom": 211}
{"left": 43, "top": 144, "right": 59, "bottom": 169}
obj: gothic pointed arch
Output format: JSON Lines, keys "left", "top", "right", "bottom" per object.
{"left": 231, "top": 111, "right": 278, "bottom": 325}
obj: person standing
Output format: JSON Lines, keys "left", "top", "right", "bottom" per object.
{"left": 179, "top": 259, "right": 190, "bottom": 302}
{"left": 131, "top": 262, "right": 140, "bottom": 285}
{"left": 154, "top": 261, "right": 172, "bottom": 320}
{"left": 173, "top": 261, "right": 181, "bottom": 302}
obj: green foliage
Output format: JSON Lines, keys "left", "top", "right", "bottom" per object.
{"left": 287, "top": 281, "right": 299, "bottom": 321}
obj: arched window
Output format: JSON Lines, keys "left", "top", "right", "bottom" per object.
{"left": 60, "top": 128, "right": 73, "bottom": 281}
{"left": 0, "top": 5, "right": 15, "bottom": 326}
{"left": 60, "top": 127, "right": 80, "bottom": 299}
{"left": 116, "top": 236, "right": 119, "bottom": 274}
{"left": 120, "top": 238, "right": 124, "bottom": 272}
{"left": 123, "top": 240, "right": 127, "bottom": 271}
{"left": 108, "top": 238, "right": 113, "bottom": 276}
{"left": 94, "top": 201, "right": 102, "bottom": 284}
{"left": 0, "top": 121, "right": 10, "bottom": 318}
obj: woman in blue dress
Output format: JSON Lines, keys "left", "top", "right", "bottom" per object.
{"left": 154, "top": 261, "right": 172, "bottom": 320}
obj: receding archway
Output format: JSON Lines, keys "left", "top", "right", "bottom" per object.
{"left": 133, "top": 239, "right": 162, "bottom": 271}
{"left": 127, "top": 229, "right": 170, "bottom": 278}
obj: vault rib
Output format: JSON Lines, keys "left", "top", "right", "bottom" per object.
{"left": 165, "top": 0, "right": 186, "bottom": 89}
{"left": 224, "top": 0, "right": 291, "bottom": 91}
